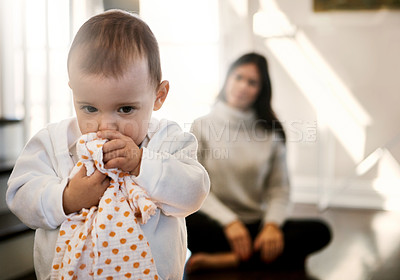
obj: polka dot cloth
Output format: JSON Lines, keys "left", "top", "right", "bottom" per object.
{"left": 51, "top": 133, "right": 159, "bottom": 280}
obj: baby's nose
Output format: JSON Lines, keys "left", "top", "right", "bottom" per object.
{"left": 98, "top": 116, "right": 118, "bottom": 131}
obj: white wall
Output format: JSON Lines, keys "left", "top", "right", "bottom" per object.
{"left": 219, "top": 0, "right": 400, "bottom": 210}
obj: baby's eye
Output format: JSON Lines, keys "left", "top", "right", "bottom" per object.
{"left": 118, "top": 106, "right": 135, "bottom": 114}
{"left": 82, "top": 106, "right": 97, "bottom": 113}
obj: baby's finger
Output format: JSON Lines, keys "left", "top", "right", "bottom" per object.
{"left": 97, "top": 130, "right": 123, "bottom": 141}
{"left": 102, "top": 139, "right": 126, "bottom": 153}
{"left": 89, "top": 169, "right": 107, "bottom": 182}
{"left": 75, "top": 164, "right": 87, "bottom": 178}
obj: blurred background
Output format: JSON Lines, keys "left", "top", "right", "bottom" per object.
{"left": 0, "top": 0, "right": 400, "bottom": 279}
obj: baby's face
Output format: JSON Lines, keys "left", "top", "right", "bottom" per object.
{"left": 69, "top": 59, "right": 159, "bottom": 145}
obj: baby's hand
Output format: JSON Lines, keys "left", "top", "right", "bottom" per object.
{"left": 97, "top": 130, "right": 143, "bottom": 176}
{"left": 63, "top": 165, "right": 110, "bottom": 214}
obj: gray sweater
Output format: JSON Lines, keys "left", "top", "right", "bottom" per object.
{"left": 191, "top": 101, "right": 291, "bottom": 227}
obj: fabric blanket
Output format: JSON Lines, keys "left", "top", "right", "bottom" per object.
{"left": 51, "top": 133, "right": 159, "bottom": 280}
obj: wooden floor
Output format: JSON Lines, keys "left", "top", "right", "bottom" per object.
{"left": 12, "top": 204, "right": 400, "bottom": 280}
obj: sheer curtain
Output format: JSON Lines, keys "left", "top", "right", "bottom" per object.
{"left": 0, "top": 0, "right": 103, "bottom": 141}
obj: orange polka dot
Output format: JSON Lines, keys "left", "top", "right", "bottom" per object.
{"left": 154, "top": 275, "right": 158, "bottom": 280}
{"left": 116, "top": 222, "right": 123, "bottom": 227}
{"left": 71, "top": 224, "right": 77, "bottom": 229}
{"left": 107, "top": 277, "right": 113, "bottom": 280}
{"left": 105, "top": 198, "right": 112, "bottom": 204}
{"left": 97, "top": 268, "right": 103, "bottom": 275}
{"left": 107, "top": 214, "right": 113, "bottom": 220}
{"left": 99, "top": 207, "right": 103, "bottom": 212}
{"left": 59, "top": 230, "right": 65, "bottom": 236}
{"left": 82, "top": 211, "right": 88, "bottom": 217}
{"left": 109, "top": 231, "right": 116, "bottom": 237}
{"left": 112, "top": 249, "right": 119, "bottom": 255}
{"left": 100, "top": 224, "right": 106, "bottom": 230}
{"left": 130, "top": 244, "right": 137, "bottom": 251}
{"left": 103, "top": 241, "right": 108, "bottom": 247}
{"left": 65, "top": 240, "right": 70, "bottom": 245}
{"left": 125, "top": 273, "right": 132, "bottom": 278}
{"left": 82, "top": 245, "right": 87, "bottom": 251}
{"left": 67, "top": 245, "right": 71, "bottom": 252}
{"left": 115, "top": 266, "right": 121, "bottom": 272}
{"left": 138, "top": 234, "right": 144, "bottom": 240}
{"left": 123, "top": 255, "right": 129, "bottom": 262}
{"left": 124, "top": 211, "right": 130, "bottom": 217}
{"left": 79, "top": 139, "right": 84, "bottom": 144}
{"left": 127, "top": 227, "right": 134, "bottom": 233}
{"left": 114, "top": 207, "right": 120, "bottom": 212}
{"left": 133, "top": 262, "right": 140, "bottom": 268}
{"left": 105, "top": 258, "right": 112, "bottom": 265}
{"left": 79, "top": 264, "right": 86, "bottom": 270}
{"left": 90, "top": 252, "right": 95, "bottom": 258}
{"left": 143, "top": 269, "right": 150, "bottom": 275}
{"left": 82, "top": 235, "right": 87, "bottom": 240}
{"left": 79, "top": 232, "right": 83, "bottom": 239}
{"left": 120, "top": 238, "right": 126, "bottom": 244}
{"left": 89, "top": 150, "right": 93, "bottom": 155}
{"left": 82, "top": 155, "right": 89, "bottom": 159}
{"left": 68, "top": 271, "right": 74, "bottom": 276}
{"left": 53, "top": 264, "right": 59, "bottom": 270}
{"left": 141, "top": 251, "right": 147, "bottom": 258}
{"left": 75, "top": 253, "right": 81, "bottom": 259}
{"left": 56, "top": 246, "right": 61, "bottom": 253}
{"left": 151, "top": 258, "right": 154, "bottom": 264}
{"left": 77, "top": 162, "right": 82, "bottom": 167}
{"left": 68, "top": 259, "right": 71, "bottom": 264}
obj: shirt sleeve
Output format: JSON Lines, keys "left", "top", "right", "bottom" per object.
{"left": 190, "top": 120, "right": 238, "bottom": 226}
{"left": 6, "top": 129, "right": 69, "bottom": 230}
{"left": 262, "top": 141, "right": 291, "bottom": 226}
{"left": 134, "top": 120, "right": 210, "bottom": 218}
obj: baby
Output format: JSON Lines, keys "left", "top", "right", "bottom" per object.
{"left": 7, "top": 10, "right": 209, "bottom": 280}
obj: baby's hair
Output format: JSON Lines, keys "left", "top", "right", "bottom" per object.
{"left": 68, "top": 9, "right": 161, "bottom": 87}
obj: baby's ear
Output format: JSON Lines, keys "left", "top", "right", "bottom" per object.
{"left": 153, "top": 80, "right": 169, "bottom": 111}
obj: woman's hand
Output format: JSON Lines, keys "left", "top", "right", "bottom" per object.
{"left": 254, "top": 223, "right": 284, "bottom": 263}
{"left": 97, "top": 130, "right": 143, "bottom": 176}
{"left": 224, "top": 220, "right": 252, "bottom": 261}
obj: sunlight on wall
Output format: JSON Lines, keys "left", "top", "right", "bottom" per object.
{"left": 140, "top": 0, "right": 220, "bottom": 130}
{"left": 253, "top": 0, "right": 371, "bottom": 163}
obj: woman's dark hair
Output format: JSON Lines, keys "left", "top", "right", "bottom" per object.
{"left": 217, "top": 52, "right": 286, "bottom": 142}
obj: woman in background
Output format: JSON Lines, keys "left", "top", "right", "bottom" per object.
{"left": 186, "top": 53, "right": 331, "bottom": 272}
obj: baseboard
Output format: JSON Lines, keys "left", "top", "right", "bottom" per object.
{"left": 291, "top": 176, "right": 400, "bottom": 211}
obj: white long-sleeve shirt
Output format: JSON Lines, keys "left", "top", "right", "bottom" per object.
{"left": 7, "top": 117, "right": 210, "bottom": 280}
{"left": 191, "top": 101, "right": 290, "bottom": 227}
